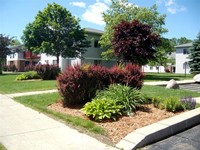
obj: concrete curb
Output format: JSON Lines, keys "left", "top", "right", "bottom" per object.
{"left": 116, "top": 107, "right": 200, "bottom": 150}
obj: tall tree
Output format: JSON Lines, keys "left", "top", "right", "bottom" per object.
{"left": 112, "top": 20, "right": 160, "bottom": 65}
{"left": 150, "top": 38, "right": 175, "bottom": 72}
{"left": 22, "top": 3, "right": 90, "bottom": 64}
{"left": 11, "top": 38, "right": 21, "bottom": 46}
{"left": 170, "top": 37, "right": 192, "bottom": 46}
{"left": 100, "top": 0, "right": 167, "bottom": 60}
{"left": 0, "top": 34, "right": 13, "bottom": 74}
{"left": 189, "top": 32, "right": 200, "bottom": 74}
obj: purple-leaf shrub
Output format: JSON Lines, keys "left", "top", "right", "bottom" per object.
{"left": 180, "top": 96, "right": 196, "bottom": 110}
{"left": 34, "top": 64, "right": 60, "bottom": 80}
{"left": 57, "top": 64, "right": 144, "bottom": 107}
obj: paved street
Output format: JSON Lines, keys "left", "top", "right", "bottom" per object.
{"left": 179, "top": 83, "right": 200, "bottom": 92}
{"left": 143, "top": 124, "right": 200, "bottom": 150}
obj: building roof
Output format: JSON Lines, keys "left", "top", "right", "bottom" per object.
{"left": 85, "top": 28, "right": 104, "bottom": 35}
{"left": 10, "top": 44, "right": 25, "bottom": 52}
{"left": 175, "top": 42, "right": 193, "bottom": 48}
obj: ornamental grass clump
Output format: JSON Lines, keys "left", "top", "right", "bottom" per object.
{"left": 82, "top": 84, "right": 145, "bottom": 121}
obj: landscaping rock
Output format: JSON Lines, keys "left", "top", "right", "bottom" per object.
{"left": 193, "top": 74, "right": 200, "bottom": 83}
{"left": 166, "top": 79, "right": 179, "bottom": 89}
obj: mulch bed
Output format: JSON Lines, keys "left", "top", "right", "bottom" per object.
{"left": 48, "top": 102, "right": 182, "bottom": 144}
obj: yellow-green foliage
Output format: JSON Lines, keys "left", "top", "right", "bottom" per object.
{"left": 16, "top": 71, "right": 40, "bottom": 80}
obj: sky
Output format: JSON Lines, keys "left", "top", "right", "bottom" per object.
{"left": 0, "top": 0, "right": 200, "bottom": 42}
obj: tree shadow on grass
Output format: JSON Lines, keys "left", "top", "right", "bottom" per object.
{"left": 144, "top": 74, "right": 184, "bottom": 81}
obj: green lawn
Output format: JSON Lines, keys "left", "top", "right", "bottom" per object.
{"left": 144, "top": 72, "right": 193, "bottom": 82}
{"left": 14, "top": 93, "right": 105, "bottom": 136}
{"left": 141, "top": 85, "right": 200, "bottom": 98}
{"left": 0, "top": 73, "right": 57, "bottom": 94}
{"left": 0, "top": 72, "right": 194, "bottom": 94}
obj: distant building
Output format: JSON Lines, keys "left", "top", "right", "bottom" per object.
{"left": 142, "top": 52, "right": 176, "bottom": 73}
{"left": 175, "top": 42, "right": 192, "bottom": 74}
{"left": 6, "top": 45, "right": 40, "bottom": 72}
{"left": 7, "top": 28, "right": 116, "bottom": 71}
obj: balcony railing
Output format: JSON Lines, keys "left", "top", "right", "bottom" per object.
{"left": 24, "top": 51, "right": 40, "bottom": 59}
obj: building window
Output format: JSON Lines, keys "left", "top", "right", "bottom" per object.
{"left": 10, "top": 54, "right": 15, "bottom": 59}
{"left": 10, "top": 61, "right": 14, "bottom": 65}
{"left": 53, "top": 60, "right": 57, "bottom": 65}
{"left": 183, "top": 49, "right": 189, "bottom": 54}
{"left": 183, "top": 62, "right": 189, "bottom": 69}
{"left": 150, "top": 66, "right": 153, "bottom": 70}
{"left": 94, "top": 39, "right": 100, "bottom": 48}
{"left": 45, "top": 60, "right": 49, "bottom": 64}
{"left": 25, "top": 61, "right": 30, "bottom": 66}
{"left": 94, "top": 60, "right": 101, "bottom": 65}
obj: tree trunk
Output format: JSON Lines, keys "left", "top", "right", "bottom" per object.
{"left": 56, "top": 54, "right": 59, "bottom": 65}
{"left": 0, "top": 61, "right": 2, "bottom": 75}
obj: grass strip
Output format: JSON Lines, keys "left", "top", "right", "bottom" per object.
{"left": 0, "top": 73, "right": 56, "bottom": 94}
{"left": 144, "top": 72, "right": 193, "bottom": 82}
{"left": 141, "top": 85, "right": 200, "bottom": 98}
{"left": 14, "top": 93, "right": 105, "bottom": 135}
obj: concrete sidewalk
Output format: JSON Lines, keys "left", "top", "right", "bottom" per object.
{"left": 0, "top": 94, "right": 117, "bottom": 150}
{"left": 6, "top": 89, "right": 58, "bottom": 98}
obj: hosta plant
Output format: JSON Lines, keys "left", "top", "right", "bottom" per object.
{"left": 96, "top": 84, "right": 144, "bottom": 115}
{"left": 82, "top": 98, "right": 123, "bottom": 121}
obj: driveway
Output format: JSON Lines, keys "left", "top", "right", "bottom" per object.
{"left": 179, "top": 83, "right": 200, "bottom": 92}
{"left": 143, "top": 124, "right": 200, "bottom": 150}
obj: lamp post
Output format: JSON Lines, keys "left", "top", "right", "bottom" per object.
{"left": 184, "top": 62, "right": 188, "bottom": 78}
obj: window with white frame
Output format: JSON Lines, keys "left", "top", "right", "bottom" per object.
{"left": 183, "top": 49, "right": 189, "bottom": 54}
{"left": 10, "top": 54, "right": 15, "bottom": 59}
{"left": 53, "top": 60, "right": 57, "bottom": 65}
{"left": 45, "top": 60, "right": 49, "bottom": 64}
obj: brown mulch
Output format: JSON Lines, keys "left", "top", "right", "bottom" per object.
{"left": 48, "top": 101, "right": 182, "bottom": 144}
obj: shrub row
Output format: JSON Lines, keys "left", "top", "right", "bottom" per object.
{"left": 16, "top": 71, "right": 40, "bottom": 80}
{"left": 151, "top": 96, "right": 196, "bottom": 112}
{"left": 57, "top": 64, "right": 144, "bottom": 107}
{"left": 2, "top": 64, "right": 17, "bottom": 72}
{"left": 25, "top": 64, "right": 60, "bottom": 80}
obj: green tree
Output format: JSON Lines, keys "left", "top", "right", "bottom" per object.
{"left": 150, "top": 38, "right": 175, "bottom": 72}
{"left": 11, "top": 38, "right": 21, "bottom": 46}
{"left": 22, "top": 3, "right": 89, "bottom": 64}
{"left": 0, "top": 34, "right": 13, "bottom": 74}
{"left": 100, "top": 0, "right": 167, "bottom": 60}
{"left": 189, "top": 32, "right": 200, "bottom": 74}
{"left": 170, "top": 37, "right": 192, "bottom": 46}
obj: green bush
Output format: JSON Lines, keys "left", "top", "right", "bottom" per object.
{"left": 82, "top": 98, "right": 123, "bottom": 121}
{"left": 16, "top": 71, "right": 40, "bottom": 80}
{"left": 151, "top": 96, "right": 184, "bottom": 112}
{"left": 152, "top": 97, "right": 165, "bottom": 109}
{"left": 164, "top": 97, "right": 184, "bottom": 112}
{"left": 96, "top": 84, "right": 144, "bottom": 115}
